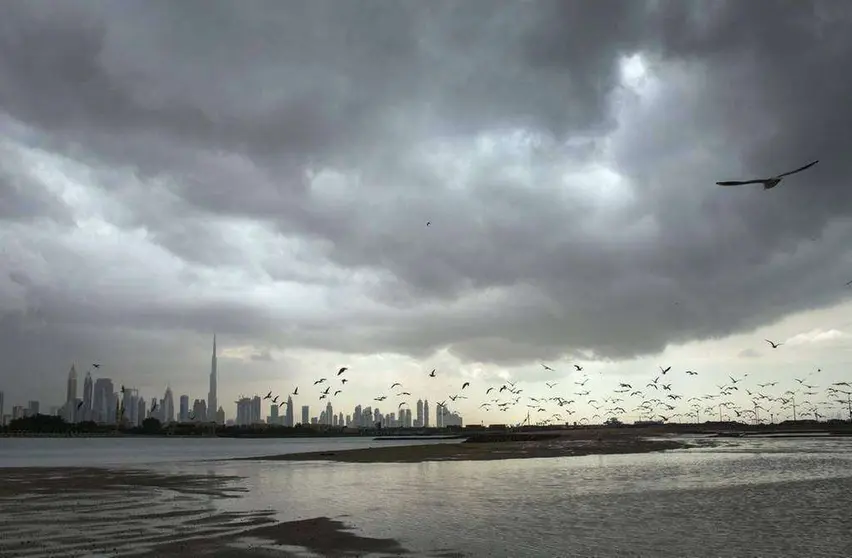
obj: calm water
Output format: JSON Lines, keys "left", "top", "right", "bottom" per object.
{"left": 3, "top": 436, "right": 852, "bottom": 557}
{"left": 0, "top": 435, "right": 461, "bottom": 468}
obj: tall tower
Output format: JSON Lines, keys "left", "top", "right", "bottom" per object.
{"left": 66, "top": 365, "right": 78, "bottom": 422}
{"left": 83, "top": 371, "right": 93, "bottom": 421}
{"left": 208, "top": 334, "right": 218, "bottom": 424}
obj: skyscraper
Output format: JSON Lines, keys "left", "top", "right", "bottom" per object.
{"left": 208, "top": 334, "right": 218, "bottom": 424}
{"left": 93, "top": 378, "right": 114, "bottom": 423}
{"left": 66, "top": 365, "right": 78, "bottom": 422}
{"left": 179, "top": 394, "right": 189, "bottom": 422}
{"left": 424, "top": 399, "right": 430, "bottom": 427}
{"left": 301, "top": 405, "right": 309, "bottom": 425}
{"left": 285, "top": 396, "right": 294, "bottom": 427}
{"left": 416, "top": 399, "right": 424, "bottom": 427}
{"left": 163, "top": 386, "right": 175, "bottom": 423}
{"left": 83, "top": 371, "right": 93, "bottom": 421}
{"left": 251, "top": 396, "right": 261, "bottom": 424}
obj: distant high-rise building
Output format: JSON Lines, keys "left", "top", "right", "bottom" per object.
{"left": 216, "top": 407, "right": 225, "bottom": 424}
{"left": 82, "top": 372, "right": 93, "bottom": 421}
{"left": 301, "top": 405, "right": 309, "bottom": 425}
{"left": 269, "top": 403, "right": 279, "bottom": 424}
{"left": 416, "top": 399, "right": 424, "bottom": 427}
{"left": 163, "top": 386, "right": 175, "bottom": 423}
{"left": 436, "top": 403, "right": 444, "bottom": 428}
{"left": 338, "top": 412, "right": 344, "bottom": 427}
{"left": 250, "top": 396, "right": 261, "bottom": 424}
{"left": 0, "top": 391, "right": 4, "bottom": 424}
{"left": 424, "top": 400, "right": 430, "bottom": 427}
{"left": 192, "top": 399, "right": 207, "bottom": 422}
{"left": 444, "top": 409, "right": 463, "bottom": 427}
{"left": 93, "top": 378, "right": 114, "bottom": 423}
{"left": 122, "top": 388, "right": 138, "bottom": 425}
{"left": 133, "top": 397, "right": 143, "bottom": 426}
{"left": 66, "top": 365, "right": 78, "bottom": 422}
{"left": 236, "top": 397, "right": 252, "bottom": 426}
{"left": 285, "top": 396, "right": 294, "bottom": 427}
{"left": 325, "top": 402, "right": 333, "bottom": 426}
{"left": 208, "top": 335, "right": 218, "bottom": 424}
{"left": 27, "top": 400, "right": 39, "bottom": 416}
{"left": 179, "top": 395, "right": 189, "bottom": 422}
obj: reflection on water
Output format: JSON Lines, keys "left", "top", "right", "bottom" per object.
{"left": 163, "top": 437, "right": 852, "bottom": 557}
{"left": 0, "top": 435, "right": 461, "bottom": 468}
{"left": 2, "top": 436, "right": 852, "bottom": 557}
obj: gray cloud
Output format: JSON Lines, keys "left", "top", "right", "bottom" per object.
{"left": 2, "top": 1, "right": 852, "bottom": 413}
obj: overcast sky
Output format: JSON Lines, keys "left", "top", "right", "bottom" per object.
{"left": 2, "top": 1, "right": 852, "bottom": 425}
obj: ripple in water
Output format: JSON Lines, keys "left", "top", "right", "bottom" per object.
{"left": 2, "top": 437, "right": 851, "bottom": 557}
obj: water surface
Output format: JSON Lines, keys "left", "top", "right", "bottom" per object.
{"left": 3, "top": 436, "right": 852, "bottom": 557}
{"left": 0, "top": 435, "right": 460, "bottom": 468}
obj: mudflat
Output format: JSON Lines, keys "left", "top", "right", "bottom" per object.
{"left": 241, "top": 432, "right": 688, "bottom": 463}
{"left": 0, "top": 467, "right": 410, "bottom": 557}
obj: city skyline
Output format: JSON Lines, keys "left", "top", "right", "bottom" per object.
{"left": 3, "top": 2, "right": 852, "bottom": 426}
{"left": 2, "top": 323, "right": 849, "bottom": 426}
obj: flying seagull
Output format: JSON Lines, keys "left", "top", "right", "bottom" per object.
{"left": 716, "top": 160, "right": 819, "bottom": 190}
{"left": 765, "top": 339, "right": 783, "bottom": 349}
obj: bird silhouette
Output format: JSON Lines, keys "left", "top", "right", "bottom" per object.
{"left": 337, "top": 367, "right": 348, "bottom": 375}
{"left": 716, "top": 160, "right": 819, "bottom": 190}
{"left": 765, "top": 339, "right": 782, "bottom": 349}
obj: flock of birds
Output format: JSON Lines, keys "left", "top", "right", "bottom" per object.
{"left": 252, "top": 337, "right": 851, "bottom": 428}
{"left": 247, "top": 160, "right": 852, "bottom": 428}
{"left": 96, "top": 159, "right": 851, "bottom": 428}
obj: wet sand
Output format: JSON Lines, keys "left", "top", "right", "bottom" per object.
{"left": 0, "top": 467, "right": 411, "bottom": 557}
{"left": 242, "top": 434, "right": 688, "bottom": 463}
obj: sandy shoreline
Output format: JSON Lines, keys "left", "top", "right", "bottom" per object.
{"left": 0, "top": 467, "right": 416, "bottom": 557}
{"left": 0, "top": 435, "right": 689, "bottom": 556}
{"left": 238, "top": 433, "right": 688, "bottom": 463}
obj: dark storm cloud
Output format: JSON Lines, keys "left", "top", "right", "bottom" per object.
{"left": 2, "top": 0, "right": 852, "bottom": 385}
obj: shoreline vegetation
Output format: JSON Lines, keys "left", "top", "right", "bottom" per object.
{"left": 2, "top": 413, "right": 851, "bottom": 438}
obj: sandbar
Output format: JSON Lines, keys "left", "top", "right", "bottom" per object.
{"left": 241, "top": 432, "right": 688, "bottom": 463}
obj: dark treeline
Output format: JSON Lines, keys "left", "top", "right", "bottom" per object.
{"left": 0, "top": 414, "right": 473, "bottom": 437}
{"left": 2, "top": 413, "right": 849, "bottom": 437}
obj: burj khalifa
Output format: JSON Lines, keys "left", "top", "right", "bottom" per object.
{"left": 208, "top": 334, "right": 218, "bottom": 423}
